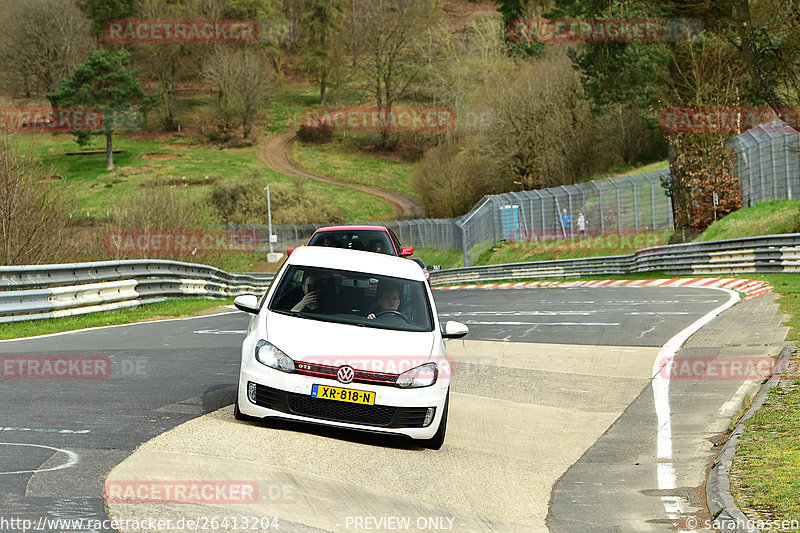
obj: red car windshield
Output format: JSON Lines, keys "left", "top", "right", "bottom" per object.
{"left": 308, "top": 230, "right": 395, "bottom": 255}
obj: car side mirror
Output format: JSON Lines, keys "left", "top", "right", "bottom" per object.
{"left": 233, "top": 294, "right": 260, "bottom": 314}
{"left": 400, "top": 246, "right": 414, "bottom": 257}
{"left": 286, "top": 248, "right": 294, "bottom": 256}
{"left": 442, "top": 320, "right": 468, "bottom": 339}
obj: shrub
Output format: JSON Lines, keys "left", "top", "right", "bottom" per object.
{"left": 0, "top": 132, "right": 72, "bottom": 265}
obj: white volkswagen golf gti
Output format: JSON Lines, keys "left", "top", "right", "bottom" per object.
{"left": 232, "top": 246, "right": 468, "bottom": 449}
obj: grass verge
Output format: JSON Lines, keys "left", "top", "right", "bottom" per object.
{"left": 0, "top": 298, "right": 233, "bottom": 340}
{"left": 695, "top": 200, "right": 800, "bottom": 242}
{"left": 477, "top": 231, "right": 671, "bottom": 264}
{"left": 731, "top": 375, "right": 800, "bottom": 523}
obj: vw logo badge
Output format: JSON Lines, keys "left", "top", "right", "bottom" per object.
{"left": 337, "top": 365, "right": 355, "bottom": 384}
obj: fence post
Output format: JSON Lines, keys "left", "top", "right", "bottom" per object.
{"left": 456, "top": 220, "right": 468, "bottom": 267}
{"left": 591, "top": 180, "right": 605, "bottom": 233}
{"left": 624, "top": 175, "right": 639, "bottom": 231}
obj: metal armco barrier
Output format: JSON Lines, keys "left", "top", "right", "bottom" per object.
{"left": 429, "top": 233, "right": 800, "bottom": 286}
{"left": 3, "top": 233, "right": 799, "bottom": 322}
{"left": 0, "top": 259, "right": 275, "bottom": 323}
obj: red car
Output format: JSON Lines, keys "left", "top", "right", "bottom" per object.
{"left": 289, "top": 225, "right": 413, "bottom": 257}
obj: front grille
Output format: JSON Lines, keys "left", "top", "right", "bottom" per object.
{"left": 294, "top": 361, "right": 398, "bottom": 386}
{"left": 251, "top": 383, "right": 431, "bottom": 428}
{"left": 288, "top": 392, "right": 396, "bottom": 426}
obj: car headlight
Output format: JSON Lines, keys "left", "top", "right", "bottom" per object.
{"left": 255, "top": 340, "right": 295, "bottom": 373}
{"left": 396, "top": 362, "right": 437, "bottom": 388}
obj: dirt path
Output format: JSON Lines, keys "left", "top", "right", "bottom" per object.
{"left": 257, "top": 129, "right": 425, "bottom": 220}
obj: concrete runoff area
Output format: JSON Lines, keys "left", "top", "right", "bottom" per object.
{"left": 105, "top": 340, "right": 661, "bottom": 532}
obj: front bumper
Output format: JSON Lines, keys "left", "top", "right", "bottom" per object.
{"left": 237, "top": 361, "right": 448, "bottom": 440}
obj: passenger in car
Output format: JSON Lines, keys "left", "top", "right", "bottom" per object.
{"left": 366, "top": 283, "right": 401, "bottom": 319}
{"left": 291, "top": 272, "right": 334, "bottom": 313}
{"left": 321, "top": 235, "right": 339, "bottom": 247}
{"left": 367, "top": 239, "right": 383, "bottom": 253}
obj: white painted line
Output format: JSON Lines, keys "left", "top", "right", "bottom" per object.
{"left": 464, "top": 321, "right": 621, "bottom": 326}
{"left": 650, "top": 288, "right": 739, "bottom": 530}
{"left": 0, "top": 442, "right": 79, "bottom": 475}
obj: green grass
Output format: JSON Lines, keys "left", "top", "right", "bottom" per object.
{"left": 267, "top": 86, "right": 320, "bottom": 133}
{"left": 23, "top": 129, "right": 389, "bottom": 223}
{"left": 26, "top": 133, "right": 265, "bottom": 216}
{"left": 292, "top": 139, "right": 418, "bottom": 197}
{"left": 731, "top": 375, "right": 800, "bottom": 523}
{"left": 414, "top": 248, "right": 464, "bottom": 270}
{"left": 695, "top": 200, "right": 800, "bottom": 242}
{"left": 586, "top": 159, "right": 669, "bottom": 181}
{"left": 474, "top": 231, "right": 671, "bottom": 265}
{"left": 756, "top": 274, "right": 800, "bottom": 342}
{"left": 0, "top": 298, "right": 234, "bottom": 340}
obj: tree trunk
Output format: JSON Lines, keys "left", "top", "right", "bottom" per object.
{"left": 105, "top": 127, "right": 114, "bottom": 170}
{"left": 351, "top": 0, "right": 358, "bottom": 67}
{"left": 667, "top": 52, "right": 689, "bottom": 238}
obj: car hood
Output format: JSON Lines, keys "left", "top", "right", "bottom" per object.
{"left": 264, "top": 312, "right": 437, "bottom": 368}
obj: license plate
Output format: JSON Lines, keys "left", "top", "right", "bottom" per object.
{"left": 311, "top": 384, "right": 375, "bottom": 405}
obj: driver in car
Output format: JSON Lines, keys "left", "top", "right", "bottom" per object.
{"left": 366, "top": 283, "right": 401, "bottom": 320}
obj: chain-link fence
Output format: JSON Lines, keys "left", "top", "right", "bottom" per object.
{"left": 728, "top": 121, "right": 800, "bottom": 207}
{"left": 456, "top": 170, "right": 674, "bottom": 265}
{"left": 228, "top": 169, "right": 673, "bottom": 267}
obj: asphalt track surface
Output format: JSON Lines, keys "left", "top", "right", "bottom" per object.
{"left": 0, "top": 287, "right": 744, "bottom": 531}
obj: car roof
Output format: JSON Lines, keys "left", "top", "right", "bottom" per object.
{"left": 313, "top": 225, "right": 390, "bottom": 232}
{"left": 286, "top": 246, "right": 425, "bottom": 281}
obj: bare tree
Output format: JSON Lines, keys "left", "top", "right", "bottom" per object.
{"left": 0, "top": 132, "right": 72, "bottom": 265}
{"left": 471, "top": 51, "right": 598, "bottom": 192}
{"left": 204, "top": 46, "right": 279, "bottom": 141}
{"left": 353, "top": 0, "right": 442, "bottom": 148}
{"left": 0, "top": 0, "right": 92, "bottom": 96}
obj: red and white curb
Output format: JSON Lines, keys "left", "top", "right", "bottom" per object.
{"left": 434, "top": 278, "right": 773, "bottom": 300}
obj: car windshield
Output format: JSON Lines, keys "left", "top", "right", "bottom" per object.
{"left": 308, "top": 230, "right": 395, "bottom": 255}
{"left": 268, "top": 265, "right": 432, "bottom": 332}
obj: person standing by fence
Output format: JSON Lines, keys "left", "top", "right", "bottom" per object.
{"left": 577, "top": 212, "right": 586, "bottom": 238}
{"left": 559, "top": 208, "right": 571, "bottom": 238}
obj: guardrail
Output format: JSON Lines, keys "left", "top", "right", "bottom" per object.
{"left": 3, "top": 233, "right": 799, "bottom": 323}
{"left": 0, "top": 259, "right": 275, "bottom": 323}
{"left": 429, "top": 233, "right": 800, "bottom": 286}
